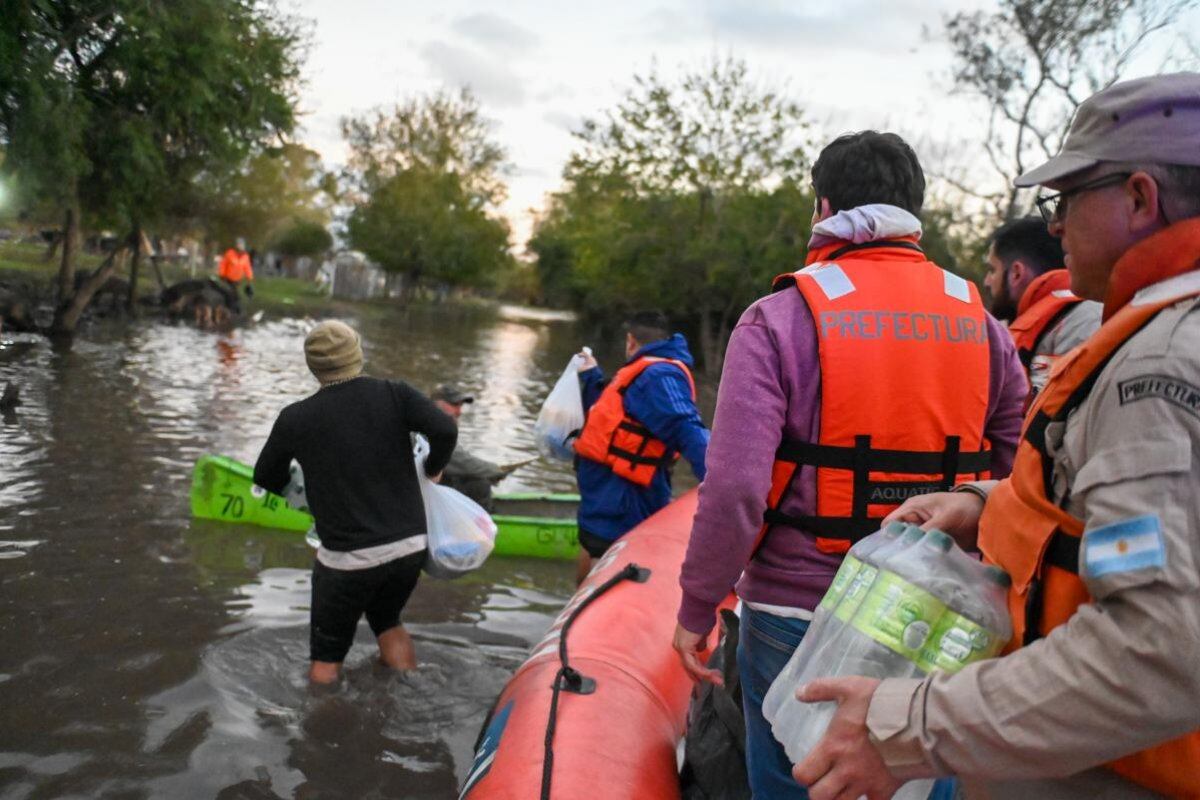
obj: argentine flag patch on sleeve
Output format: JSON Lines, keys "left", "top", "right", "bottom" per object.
{"left": 1082, "top": 515, "right": 1166, "bottom": 579}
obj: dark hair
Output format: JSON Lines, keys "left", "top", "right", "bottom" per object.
{"left": 811, "top": 131, "right": 925, "bottom": 215}
{"left": 990, "top": 216, "right": 1063, "bottom": 276}
{"left": 624, "top": 310, "right": 670, "bottom": 345}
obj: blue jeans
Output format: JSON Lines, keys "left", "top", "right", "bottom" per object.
{"left": 737, "top": 607, "right": 957, "bottom": 800}
{"left": 737, "top": 606, "right": 812, "bottom": 800}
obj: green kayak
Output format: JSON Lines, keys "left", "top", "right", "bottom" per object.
{"left": 189, "top": 454, "right": 580, "bottom": 560}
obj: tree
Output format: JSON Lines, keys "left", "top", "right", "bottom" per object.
{"left": 345, "top": 167, "right": 512, "bottom": 295}
{"left": 270, "top": 218, "right": 333, "bottom": 259}
{"left": 935, "top": 0, "right": 1196, "bottom": 220}
{"left": 533, "top": 57, "right": 812, "bottom": 371}
{"left": 341, "top": 88, "right": 508, "bottom": 208}
{"left": 340, "top": 90, "right": 513, "bottom": 296}
{"left": 0, "top": 1, "right": 305, "bottom": 333}
{"left": 186, "top": 143, "right": 334, "bottom": 258}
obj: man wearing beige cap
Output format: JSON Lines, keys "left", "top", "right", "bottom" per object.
{"left": 254, "top": 320, "right": 457, "bottom": 684}
{"left": 788, "top": 73, "right": 1200, "bottom": 799}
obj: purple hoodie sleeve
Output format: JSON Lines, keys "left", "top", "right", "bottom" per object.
{"left": 677, "top": 307, "right": 792, "bottom": 636}
{"left": 982, "top": 314, "right": 1028, "bottom": 478}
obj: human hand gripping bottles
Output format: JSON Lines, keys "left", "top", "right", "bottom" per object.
{"left": 762, "top": 523, "right": 1012, "bottom": 800}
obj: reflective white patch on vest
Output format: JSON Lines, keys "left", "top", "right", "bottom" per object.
{"left": 1051, "top": 289, "right": 1078, "bottom": 299}
{"left": 943, "top": 271, "right": 971, "bottom": 303}
{"left": 1082, "top": 515, "right": 1166, "bottom": 579}
{"left": 800, "top": 262, "right": 856, "bottom": 300}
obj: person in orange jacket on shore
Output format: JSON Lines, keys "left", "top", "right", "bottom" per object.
{"left": 218, "top": 237, "right": 254, "bottom": 304}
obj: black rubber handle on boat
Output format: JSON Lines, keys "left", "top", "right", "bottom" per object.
{"left": 541, "top": 562, "right": 650, "bottom": 800}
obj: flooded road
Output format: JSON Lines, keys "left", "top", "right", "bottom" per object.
{"left": 0, "top": 303, "right": 713, "bottom": 799}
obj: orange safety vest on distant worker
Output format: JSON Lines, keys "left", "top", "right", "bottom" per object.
{"left": 573, "top": 356, "right": 696, "bottom": 487}
{"left": 1008, "top": 269, "right": 1083, "bottom": 372}
{"left": 978, "top": 221, "right": 1200, "bottom": 799}
{"left": 219, "top": 249, "right": 253, "bottom": 283}
{"left": 764, "top": 239, "right": 993, "bottom": 554}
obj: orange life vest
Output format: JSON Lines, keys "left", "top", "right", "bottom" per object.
{"left": 765, "top": 239, "right": 993, "bottom": 554}
{"left": 1008, "top": 269, "right": 1082, "bottom": 369}
{"left": 574, "top": 356, "right": 696, "bottom": 488}
{"left": 219, "top": 249, "right": 253, "bottom": 283}
{"left": 978, "top": 219, "right": 1200, "bottom": 798}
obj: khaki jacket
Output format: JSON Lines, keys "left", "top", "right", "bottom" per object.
{"left": 867, "top": 277, "right": 1200, "bottom": 799}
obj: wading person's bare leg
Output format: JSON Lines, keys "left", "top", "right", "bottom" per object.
{"left": 376, "top": 625, "right": 416, "bottom": 670}
{"left": 309, "top": 660, "right": 341, "bottom": 684}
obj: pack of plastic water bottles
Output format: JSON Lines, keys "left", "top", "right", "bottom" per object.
{"left": 763, "top": 522, "right": 1012, "bottom": 800}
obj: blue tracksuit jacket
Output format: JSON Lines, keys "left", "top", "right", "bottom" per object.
{"left": 575, "top": 334, "right": 709, "bottom": 541}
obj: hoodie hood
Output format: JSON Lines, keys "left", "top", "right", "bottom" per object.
{"left": 631, "top": 332, "right": 695, "bottom": 367}
{"left": 808, "top": 204, "right": 923, "bottom": 250}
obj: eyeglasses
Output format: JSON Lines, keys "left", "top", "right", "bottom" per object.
{"left": 1035, "top": 172, "right": 1132, "bottom": 224}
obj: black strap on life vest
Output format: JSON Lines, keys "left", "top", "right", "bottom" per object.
{"left": 1022, "top": 528, "right": 1083, "bottom": 647}
{"left": 763, "top": 434, "right": 992, "bottom": 542}
{"left": 606, "top": 420, "right": 675, "bottom": 468}
{"left": 825, "top": 239, "right": 925, "bottom": 260}
{"left": 1016, "top": 301, "right": 1079, "bottom": 369}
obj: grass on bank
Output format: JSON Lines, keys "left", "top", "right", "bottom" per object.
{"left": 0, "top": 239, "right": 335, "bottom": 316}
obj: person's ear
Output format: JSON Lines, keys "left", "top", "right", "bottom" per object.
{"left": 1007, "top": 260, "right": 1027, "bottom": 290}
{"left": 812, "top": 197, "right": 833, "bottom": 223}
{"left": 1126, "top": 172, "right": 1165, "bottom": 234}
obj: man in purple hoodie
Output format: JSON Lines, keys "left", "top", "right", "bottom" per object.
{"left": 671, "top": 131, "right": 1028, "bottom": 799}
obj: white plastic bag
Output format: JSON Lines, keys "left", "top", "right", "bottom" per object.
{"left": 283, "top": 461, "right": 309, "bottom": 512}
{"left": 534, "top": 348, "right": 590, "bottom": 461}
{"left": 414, "top": 436, "right": 497, "bottom": 579}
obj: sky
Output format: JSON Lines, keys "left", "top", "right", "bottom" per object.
{"left": 289, "top": 0, "right": 1198, "bottom": 248}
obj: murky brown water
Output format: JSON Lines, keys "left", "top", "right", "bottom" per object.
{"left": 0, "top": 302, "right": 713, "bottom": 799}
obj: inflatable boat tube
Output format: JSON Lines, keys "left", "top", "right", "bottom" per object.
{"left": 460, "top": 489, "right": 735, "bottom": 800}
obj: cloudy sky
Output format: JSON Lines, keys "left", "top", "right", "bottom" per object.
{"left": 291, "top": 0, "right": 1196, "bottom": 247}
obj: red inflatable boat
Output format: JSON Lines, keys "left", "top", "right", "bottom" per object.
{"left": 460, "top": 489, "right": 733, "bottom": 800}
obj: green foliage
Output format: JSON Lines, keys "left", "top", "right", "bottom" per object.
{"left": 531, "top": 58, "right": 813, "bottom": 370}
{"left": 569, "top": 57, "right": 809, "bottom": 196}
{"left": 0, "top": 0, "right": 307, "bottom": 330}
{"left": 345, "top": 167, "right": 512, "bottom": 290}
{"left": 270, "top": 217, "right": 332, "bottom": 258}
{"left": 341, "top": 89, "right": 513, "bottom": 292}
{"left": 1, "top": 1, "right": 305, "bottom": 227}
{"left": 187, "top": 143, "right": 333, "bottom": 249}
{"left": 920, "top": 204, "right": 989, "bottom": 283}
{"left": 341, "top": 88, "right": 508, "bottom": 207}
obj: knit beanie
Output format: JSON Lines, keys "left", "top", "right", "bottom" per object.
{"left": 304, "top": 320, "right": 363, "bottom": 384}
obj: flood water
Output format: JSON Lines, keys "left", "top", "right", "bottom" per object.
{"left": 0, "top": 302, "right": 715, "bottom": 799}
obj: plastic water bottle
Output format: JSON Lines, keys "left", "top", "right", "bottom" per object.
{"left": 768, "top": 528, "right": 1012, "bottom": 800}
{"left": 761, "top": 523, "right": 909, "bottom": 725}
{"left": 917, "top": 559, "right": 1011, "bottom": 675}
{"left": 763, "top": 524, "right": 925, "bottom": 740}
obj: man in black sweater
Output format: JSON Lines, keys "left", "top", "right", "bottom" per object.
{"left": 254, "top": 320, "right": 457, "bottom": 684}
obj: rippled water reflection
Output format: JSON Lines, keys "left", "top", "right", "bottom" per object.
{"left": 1, "top": 301, "right": 720, "bottom": 799}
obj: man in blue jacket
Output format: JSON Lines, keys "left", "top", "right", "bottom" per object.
{"left": 572, "top": 311, "right": 710, "bottom": 583}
